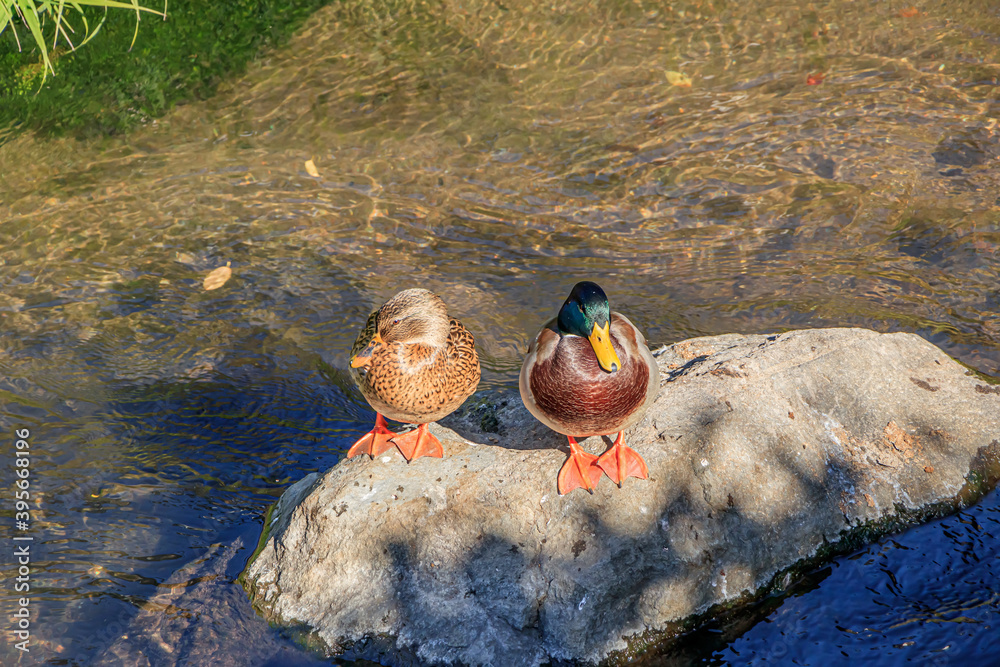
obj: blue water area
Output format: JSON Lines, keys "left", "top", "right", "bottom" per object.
{"left": 0, "top": 367, "right": 365, "bottom": 664}
{"left": 646, "top": 488, "right": 1000, "bottom": 666}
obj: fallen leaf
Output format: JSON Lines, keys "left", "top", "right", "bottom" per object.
{"left": 204, "top": 262, "right": 232, "bottom": 291}
{"left": 665, "top": 71, "right": 693, "bottom": 87}
{"left": 806, "top": 73, "right": 825, "bottom": 85}
{"left": 305, "top": 159, "right": 320, "bottom": 178}
{"left": 899, "top": 7, "right": 919, "bottom": 18}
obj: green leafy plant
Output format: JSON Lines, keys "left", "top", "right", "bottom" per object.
{"left": 0, "top": 0, "right": 165, "bottom": 81}
{"left": 0, "top": 0, "right": 330, "bottom": 137}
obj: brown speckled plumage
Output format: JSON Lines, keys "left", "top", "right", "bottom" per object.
{"left": 520, "top": 312, "right": 659, "bottom": 437}
{"left": 350, "top": 289, "right": 480, "bottom": 425}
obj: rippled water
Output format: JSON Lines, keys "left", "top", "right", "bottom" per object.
{"left": 1, "top": 0, "right": 998, "bottom": 664}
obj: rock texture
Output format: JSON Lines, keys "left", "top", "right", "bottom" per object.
{"left": 243, "top": 329, "right": 1000, "bottom": 666}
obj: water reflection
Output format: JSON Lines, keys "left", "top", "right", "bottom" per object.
{"left": 0, "top": 0, "right": 998, "bottom": 663}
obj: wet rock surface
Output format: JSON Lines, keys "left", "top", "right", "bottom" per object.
{"left": 242, "top": 328, "right": 1000, "bottom": 666}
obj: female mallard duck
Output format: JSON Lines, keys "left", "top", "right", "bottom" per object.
{"left": 519, "top": 281, "right": 659, "bottom": 494}
{"left": 348, "top": 288, "right": 481, "bottom": 461}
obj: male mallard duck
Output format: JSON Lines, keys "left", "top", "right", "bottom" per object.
{"left": 519, "top": 281, "right": 659, "bottom": 494}
{"left": 348, "top": 288, "right": 481, "bottom": 461}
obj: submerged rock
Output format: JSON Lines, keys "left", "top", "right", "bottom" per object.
{"left": 242, "top": 328, "right": 1000, "bottom": 666}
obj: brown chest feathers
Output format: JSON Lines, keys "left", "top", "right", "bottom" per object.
{"left": 529, "top": 333, "right": 649, "bottom": 436}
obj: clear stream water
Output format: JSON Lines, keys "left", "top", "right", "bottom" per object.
{"left": 0, "top": 0, "right": 998, "bottom": 664}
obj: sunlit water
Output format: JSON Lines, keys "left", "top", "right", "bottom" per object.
{"left": 0, "top": 0, "right": 998, "bottom": 664}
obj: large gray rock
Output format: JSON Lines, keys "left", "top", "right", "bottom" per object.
{"left": 243, "top": 329, "right": 1000, "bottom": 665}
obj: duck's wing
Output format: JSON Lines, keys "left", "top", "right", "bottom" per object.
{"left": 350, "top": 308, "right": 379, "bottom": 363}
{"left": 446, "top": 317, "right": 481, "bottom": 392}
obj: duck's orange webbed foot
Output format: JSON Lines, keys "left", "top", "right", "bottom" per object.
{"left": 557, "top": 436, "right": 603, "bottom": 495}
{"left": 597, "top": 431, "right": 648, "bottom": 487}
{"left": 347, "top": 413, "right": 399, "bottom": 458}
{"left": 391, "top": 423, "right": 444, "bottom": 462}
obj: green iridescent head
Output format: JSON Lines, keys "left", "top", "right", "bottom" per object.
{"left": 557, "top": 281, "right": 621, "bottom": 373}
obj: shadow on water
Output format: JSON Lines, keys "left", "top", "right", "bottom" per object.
{"left": 0, "top": 351, "right": 370, "bottom": 663}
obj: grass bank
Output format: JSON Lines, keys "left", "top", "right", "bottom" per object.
{"left": 0, "top": 0, "right": 332, "bottom": 138}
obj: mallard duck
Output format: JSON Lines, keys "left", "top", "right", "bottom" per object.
{"left": 348, "top": 288, "right": 481, "bottom": 461}
{"left": 519, "top": 281, "right": 659, "bottom": 494}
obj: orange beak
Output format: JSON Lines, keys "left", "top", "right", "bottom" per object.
{"left": 350, "top": 332, "right": 384, "bottom": 368}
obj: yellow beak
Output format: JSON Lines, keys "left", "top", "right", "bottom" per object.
{"left": 588, "top": 321, "right": 621, "bottom": 373}
{"left": 350, "top": 332, "right": 384, "bottom": 368}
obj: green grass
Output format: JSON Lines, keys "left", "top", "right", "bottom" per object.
{"left": 1, "top": 1, "right": 165, "bottom": 85}
{"left": 0, "top": 0, "right": 332, "bottom": 138}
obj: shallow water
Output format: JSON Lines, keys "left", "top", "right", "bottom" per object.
{"left": 0, "top": 0, "right": 998, "bottom": 664}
